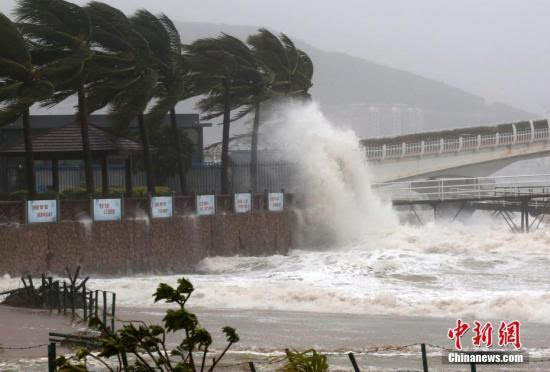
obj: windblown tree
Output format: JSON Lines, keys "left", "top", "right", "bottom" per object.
{"left": 15, "top": 0, "right": 97, "bottom": 194}
{"left": 0, "top": 12, "right": 54, "bottom": 197}
{"left": 246, "top": 29, "right": 313, "bottom": 191}
{"left": 85, "top": 2, "right": 159, "bottom": 194}
{"left": 132, "top": 11, "right": 192, "bottom": 194}
{"left": 185, "top": 34, "right": 265, "bottom": 194}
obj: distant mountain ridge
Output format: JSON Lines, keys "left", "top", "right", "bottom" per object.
{"left": 29, "top": 21, "right": 536, "bottom": 145}
{"left": 177, "top": 21, "right": 536, "bottom": 140}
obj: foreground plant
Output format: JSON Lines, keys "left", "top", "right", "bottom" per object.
{"left": 56, "top": 277, "right": 239, "bottom": 371}
{"left": 281, "top": 349, "right": 329, "bottom": 372}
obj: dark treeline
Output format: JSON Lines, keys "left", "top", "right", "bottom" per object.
{"left": 0, "top": 0, "right": 314, "bottom": 197}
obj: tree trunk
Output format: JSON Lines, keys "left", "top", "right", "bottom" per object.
{"left": 220, "top": 79, "right": 231, "bottom": 194}
{"left": 78, "top": 82, "right": 94, "bottom": 195}
{"left": 138, "top": 113, "right": 154, "bottom": 194}
{"left": 22, "top": 109, "right": 36, "bottom": 197}
{"left": 170, "top": 108, "right": 187, "bottom": 195}
{"left": 250, "top": 100, "right": 261, "bottom": 192}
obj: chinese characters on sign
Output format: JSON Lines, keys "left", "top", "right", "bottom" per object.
{"left": 151, "top": 196, "right": 173, "bottom": 218}
{"left": 448, "top": 319, "right": 521, "bottom": 350}
{"left": 93, "top": 199, "right": 122, "bottom": 221}
{"left": 234, "top": 193, "right": 252, "bottom": 213}
{"left": 267, "top": 192, "right": 284, "bottom": 211}
{"left": 27, "top": 200, "right": 57, "bottom": 223}
{"left": 196, "top": 195, "right": 215, "bottom": 216}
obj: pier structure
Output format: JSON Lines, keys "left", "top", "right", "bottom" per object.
{"left": 374, "top": 174, "right": 550, "bottom": 232}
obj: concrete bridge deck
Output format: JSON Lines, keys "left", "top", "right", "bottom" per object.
{"left": 363, "top": 119, "right": 550, "bottom": 182}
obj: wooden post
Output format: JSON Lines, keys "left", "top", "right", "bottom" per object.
{"left": 470, "top": 363, "right": 477, "bottom": 372}
{"left": 62, "top": 282, "right": 67, "bottom": 315}
{"left": 47, "top": 343, "right": 56, "bottom": 372}
{"left": 248, "top": 362, "right": 256, "bottom": 372}
{"left": 102, "top": 291, "right": 107, "bottom": 327}
{"left": 421, "top": 343, "right": 429, "bottom": 372}
{"left": 101, "top": 156, "right": 109, "bottom": 196}
{"left": 82, "top": 284, "right": 87, "bottom": 321}
{"left": 111, "top": 292, "right": 116, "bottom": 332}
{"left": 348, "top": 352, "right": 361, "bottom": 372}
{"left": 94, "top": 290, "right": 98, "bottom": 317}
{"left": 52, "top": 159, "right": 59, "bottom": 193}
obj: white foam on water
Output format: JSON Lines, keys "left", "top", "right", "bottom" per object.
{"left": 4, "top": 102, "right": 550, "bottom": 325}
{"left": 83, "top": 102, "right": 550, "bottom": 323}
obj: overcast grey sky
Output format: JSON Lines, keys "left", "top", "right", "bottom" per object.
{"left": 2, "top": 0, "right": 549, "bottom": 115}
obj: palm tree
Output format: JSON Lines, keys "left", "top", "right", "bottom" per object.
{"left": 85, "top": 2, "right": 158, "bottom": 194}
{"left": 185, "top": 34, "right": 263, "bottom": 194}
{"left": 0, "top": 12, "right": 54, "bottom": 197}
{"left": 15, "top": 0, "right": 97, "bottom": 195}
{"left": 246, "top": 29, "right": 313, "bottom": 191}
{"left": 132, "top": 11, "right": 191, "bottom": 194}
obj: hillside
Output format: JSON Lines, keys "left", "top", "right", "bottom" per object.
{"left": 29, "top": 21, "right": 536, "bottom": 145}
{"left": 176, "top": 21, "right": 535, "bottom": 141}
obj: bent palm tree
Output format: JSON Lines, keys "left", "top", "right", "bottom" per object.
{"left": 247, "top": 29, "right": 314, "bottom": 191}
{"left": 185, "top": 34, "right": 263, "bottom": 194}
{"left": 0, "top": 12, "right": 53, "bottom": 197}
{"left": 132, "top": 11, "right": 191, "bottom": 194}
{"left": 15, "top": 0, "right": 97, "bottom": 194}
{"left": 85, "top": 2, "right": 159, "bottom": 194}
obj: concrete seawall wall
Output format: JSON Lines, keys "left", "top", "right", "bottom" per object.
{"left": 0, "top": 211, "right": 296, "bottom": 276}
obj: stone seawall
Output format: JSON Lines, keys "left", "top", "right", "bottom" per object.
{"left": 0, "top": 211, "right": 296, "bottom": 276}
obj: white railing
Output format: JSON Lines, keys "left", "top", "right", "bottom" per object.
{"left": 373, "top": 174, "right": 550, "bottom": 202}
{"left": 365, "top": 121, "right": 550, "bottom": 161}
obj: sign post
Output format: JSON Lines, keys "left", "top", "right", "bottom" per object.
{"left": 151, "top": 196, "right": 173, "bottom": 219}
{"left": 27, "top": 199, "right": 57, "bottom": 224}
{"left": 93, "top": 198, "right": 122, "bottom": 221}
{"left": 234, "top": 193, "right": 252, "bottom": 213}
{"left": 196, "top": 194, "right": 216, "bottom": 216}
{"left": 268, "top": 192, "right": 284, "bottom": 211}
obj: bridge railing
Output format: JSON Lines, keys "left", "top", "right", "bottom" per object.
{"left": 364, "top": 121, "right": 550, "bottom": 161}
{"left": 373, "top": 174, "right": 550, "bottom": 202}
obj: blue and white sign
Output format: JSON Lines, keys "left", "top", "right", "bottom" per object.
{"left": 234, "top": 193, "right": 252, "bottom": 213}
{"left": 27, "top": 200, "right": 57, "bottom": 223}
{"left": 197, "top": 194, "right": 215, "bottom": 216}
{"left": 151, "top": 196, "right": 173, "bottom": 218}
{"left": 268, "top": 193, "right": 284, "bottom": 211}
{"left": 93, "top": 198, "right": 122, "bottom": 221}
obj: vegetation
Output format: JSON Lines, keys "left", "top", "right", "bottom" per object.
{"left": 1, "top": 0, "right": 313, "bottom": 195}
{"left": 56, "top": 277, "right": 240, "bottom": 371}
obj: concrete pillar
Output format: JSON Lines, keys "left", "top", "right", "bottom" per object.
{"left": 52, "top": 159, "right": 59, "bottom": 193}
{"left": 512, "top": 124, "right": 517, "bottom": 144}
{"left": 382, "top": 144, "right": 387, "bottom": 160}
{"left": 530, "top": 120, "right": 535, "bottom": 143}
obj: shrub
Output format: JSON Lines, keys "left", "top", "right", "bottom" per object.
{"left": 56, "top": 277, "right": 239, "bottom": 371}
{"left": 282, "top": 349, "right": 329, "bottom": 372}
{"left": 132, "top": 186, "right": 172, "bottom": 197}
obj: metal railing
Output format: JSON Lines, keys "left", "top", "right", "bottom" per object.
{"left": 373, "top": 174, "right": 550, "bottom": 202}
{"left": 364, "top": 123, "right": 550, "bottom": 161}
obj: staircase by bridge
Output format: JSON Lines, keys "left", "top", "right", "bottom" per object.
{"left": 363, "top": 119, "right": 550, "bottom": 182}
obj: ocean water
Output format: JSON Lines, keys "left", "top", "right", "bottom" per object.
{"left": 2, "top": 102, "right": 549, "bottom": 370}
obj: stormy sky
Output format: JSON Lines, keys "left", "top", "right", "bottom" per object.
{"left": 2, "top": 0, "right": 549, "bottom": 115}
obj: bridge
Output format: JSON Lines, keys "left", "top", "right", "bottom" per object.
{"left": 363, "top": 119, "right": 550, "bottom": 182}
{"left": 373, "top": 174, "right": 550, "bottom": 232}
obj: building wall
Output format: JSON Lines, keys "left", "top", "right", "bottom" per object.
{"left": 0, "top": 211, "right": 295, "bottom": 276}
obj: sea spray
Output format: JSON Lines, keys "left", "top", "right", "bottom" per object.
{"left": 261, "top": 100, "right": 397, "bottom": 245}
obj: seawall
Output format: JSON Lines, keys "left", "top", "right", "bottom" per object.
{"left": 0, "top": 211, "right": 296, "bottom": 276}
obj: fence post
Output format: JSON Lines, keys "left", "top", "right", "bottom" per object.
{"left": 103, "top": 291, "right": 108, "bottom": 328}
{"left": 348, "top": 352, "right": 361, "bottom": 372}
{"left": 248, "top": 362, "right": 257, "bottom": 372}
{"left": 48, "top": 342, "right": 56, "bottom": 372}
{"left": 82, "top": 283, "right": 87, "bottom": 321}
{"left": 111, "top": 292, "right": 116, "bottom": 332}
{"left": 421, "top": 343, "right": 428, "bottom": 372}
{"left": 470, "top": 362, "right": 476, "bottom": 372}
